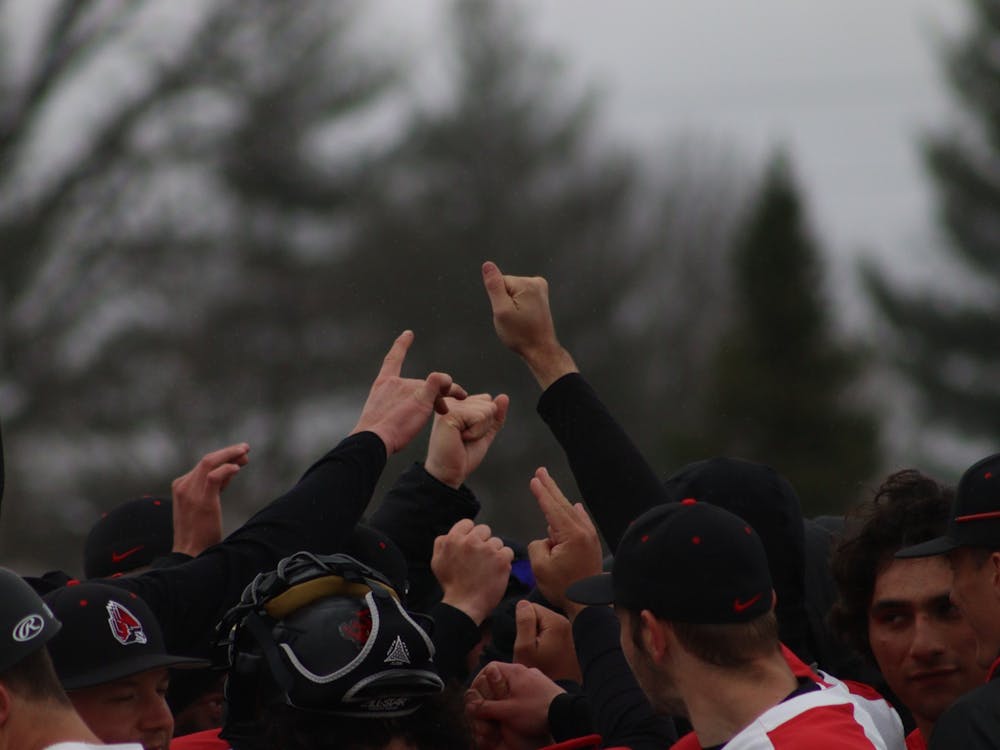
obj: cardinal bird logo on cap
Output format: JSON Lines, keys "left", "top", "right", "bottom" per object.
{"left": 106, "top": 600, "right": 147, "bottom": 646}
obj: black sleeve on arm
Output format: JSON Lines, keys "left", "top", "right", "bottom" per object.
{"left": 426, "top": 601, "right": 483, "bottom": 683}
{"left": 537, "top": 373, "right": 668, "bottom": 550}
{"left": 548, "top": 687, "right": 594, "bottom": 742}
{"left": 148, "top": 552, "right": 194, "bottom": 569}
{"left": 368, "top": 462, "right": 480, "bottom": 612}
{"left": 572, "top": 606, "right": 676, "bottom": 750}
{"left": 112, "top": 431, "right": 387, "bottom": 655}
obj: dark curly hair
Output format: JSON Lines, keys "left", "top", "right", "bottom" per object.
{"left": 829, "top": 469, "right": 953, "bottom": 661}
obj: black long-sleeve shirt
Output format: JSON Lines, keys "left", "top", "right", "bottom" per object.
{"left": 537, "top": 373, "right": 668, "bottom": 551}
{"left": 535, "top": 373, "right": 675, "bottom": 747}
{"left": 369, "top": 462, "right": 484, "bottom": 682}
{"left": 108, "top": 431, "right": 387, "bottom": 656}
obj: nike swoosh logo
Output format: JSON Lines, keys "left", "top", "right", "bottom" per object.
{"left": 111, "top": 545, "right": 145, "bottom": 563}
{"left": 732, "top": 592, "right": 763, "bottom": 613}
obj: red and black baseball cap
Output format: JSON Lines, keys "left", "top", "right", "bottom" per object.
{"left": 84, "top": 496, "right": 174, "bottom": 579}
{"left": 344, "top": 524, "right": 409, "bottom": 598}
{"left": 567, "top": 500, "right": 774, "bottom": 624}
{"left": 0, "top": 568, "right": 61, "bottom": 672}
{"left": 43, "top": 581, "right": 207, "bottom": 690}
{"left": 896, "top": 453, "right": 1000, "bottom": 558}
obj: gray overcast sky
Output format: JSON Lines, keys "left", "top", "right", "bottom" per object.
{"left": 370, "top": 0, "right": 967, "bottom": 292}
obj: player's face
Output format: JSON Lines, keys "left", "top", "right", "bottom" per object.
{"left": 70, "top": 667, "right": 173, "bottom": 750}
{"left": 616, "top": 607, "right": 685, "bottom": 718}
{"left": 868, "top": 557, "right": 985, "bottom": 728}
{"left": 948, "top": 547, "right": 1000, "bottom": 669}
{"left": 171, "top": 674, "right": 225, "bottom": 737}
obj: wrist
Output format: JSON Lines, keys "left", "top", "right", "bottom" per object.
{"left": 172, "top": 540, "right": 198, "bottom": 557}
{"left": 441, "top": 594, "right": 493, "bottom": 625}
{"left": 522, "top": 345, "right": 578, "bottom": 390}
{"left": 423, "top": 459, "right": 463, "bottom": 490}
{"left": 360, "top": 425, "right": 396, "bottom": 456}
{"left": 563, "top": 601, "right": 587, "bottom": 623}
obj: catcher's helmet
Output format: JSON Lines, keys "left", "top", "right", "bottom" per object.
{"left": 217, "top": 551, "right": 443, "bottom": 748}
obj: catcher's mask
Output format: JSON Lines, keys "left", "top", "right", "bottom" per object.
{"left": 217, "top": 551, "right": 443, "bottom": 747}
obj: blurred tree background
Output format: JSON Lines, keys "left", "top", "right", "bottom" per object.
{"left": 1, "top": 0, "right": 950, "bottom": 572}
{"left": 667, "top": 153, "right": 880, "bottom": 513}
{"left": 863, "top": 0, "right": 1000, "bottom": 476}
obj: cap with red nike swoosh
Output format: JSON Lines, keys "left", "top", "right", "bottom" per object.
{"left": 83, "top": 496, "right": 174, "bottom": 579}
{"left": 566, "top": 499, "right": 774, "bottom": 624}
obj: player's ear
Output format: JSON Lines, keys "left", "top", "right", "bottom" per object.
{"left": 640, "top": 610, "right": 669, "bottom": 662}
{"left": 989, "top": 551, "right": 1000, "bottom": 594}
{"left": 0, "top": 682, "right": 13, "bottom": 729}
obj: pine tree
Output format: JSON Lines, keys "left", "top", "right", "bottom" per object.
{"left": 0, "top": 0, "right": 754, "bottom": 565}
{"left": 686, "top": 153, "right": 880, "bottom": 514}
{"left": 0, "top": 0, "right": 399, "bottom": 567}
{"left": 325, "top": 0, "right": 652, "bottom": 534}
{"left": 864, "top": 0, "right": 1000, "bottom": 454}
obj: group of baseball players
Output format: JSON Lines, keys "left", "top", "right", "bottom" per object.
{"left": 1, "top": 261, "right": 998, "bottom": 750}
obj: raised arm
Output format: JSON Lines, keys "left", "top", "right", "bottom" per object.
{"left": 170, "top": 442, "right": 250, "bottom": 558}
{"left": 482, "top": 261, "right": 578, "bottom": 389}
{"left": 527, "top": 469, "right": 676, "bottom": 750}
{"left": 526, "top": 467, "right": 603, "bottom": 621}
{"left": 483, "top": 261, "right": 666, "bottom": 549}
{"left": 369, "top": 392, "right": 509, "bottom": 609}
{"left": 349, "top": 329, "right": 467, "bottom": 453}
{"left": 112, "top": 330, "right": 460, "bottom": 655}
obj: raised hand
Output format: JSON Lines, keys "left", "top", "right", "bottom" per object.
{"left": 425, "top": 393, "right": 510, "bottom": 489}
{"left": 351, "top": 330, "right": 467, "bottom": 455}
{"left": 432, "top": 519, "right": 513, "bottom": 625}
{"left": 171, "top": 443, "right": 250, "bottom": 557}
{"left": 481, "top": 261, "right": 578, "bottom": 389}
{"left": 526, "top": 467, "right": 603, "bottom": 617}
{"left": 513, "top": 600, "right": 582, "bottom": 684}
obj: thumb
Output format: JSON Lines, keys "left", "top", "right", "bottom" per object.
{"left": 526, "top": 538, "right": 551, "bottom": 572}
{"left": 420, "top": 372, "right": 455, "bottom": 411}
{"left": 513, "top": 600, "right": 538, "bottom": 664}
{"left": 482, "top": 261, "right": 509, "bottom": 310}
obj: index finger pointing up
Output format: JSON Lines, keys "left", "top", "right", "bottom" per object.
{"left": 529, "top": 467, "right": 579, "bottom": 531}
{"left": 379, "top": 330, "right": 414, "bottom": 379}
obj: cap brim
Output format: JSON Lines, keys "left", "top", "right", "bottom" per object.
{"left": 895, "top": 535, "right": 959, "bottom": 559}
{"left": 62, "top": 653, "right": 209, "bottom": 691}
{"left": 565, "top": 572, "right": 615, "bottom": 606}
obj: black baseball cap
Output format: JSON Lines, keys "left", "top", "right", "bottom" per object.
{"left": 344, "top": 524, "right": 409, "bottom": 597}
{"left": 44, "top": 582, "right": 207, "bottom": 690}
{"left": 896, "top": 453, "right": 1000, "bottom": 558}
{"left": 84, "top": 496, "right": 174, "bottom": 579}
{"left": 0, "top": 568, "right": 61, "bottom": 672}
{"left": 567, "top": 500, "right": 773, "bottom": 624}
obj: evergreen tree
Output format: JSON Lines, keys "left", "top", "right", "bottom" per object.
{"left": 0, "top": 0, "right": 400, "bottom": 568}
{"left": 863, "top": 0, "right": 1000, "bottom": 454}
{"left": 0, "top": 0, "right": 753, "bottom": 565}
{"left": 328, "top": 0, "right": 651, "bottom": 534}
{"left": 683, "top": 153, "right": 879, "bottom": 514}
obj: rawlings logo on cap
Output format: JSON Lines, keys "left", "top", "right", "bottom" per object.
{"left": 106, "top": 600, "right": 147, "bottom": 645}
{"left": 12, "top": 614, "right": 44, "bottom": 642}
